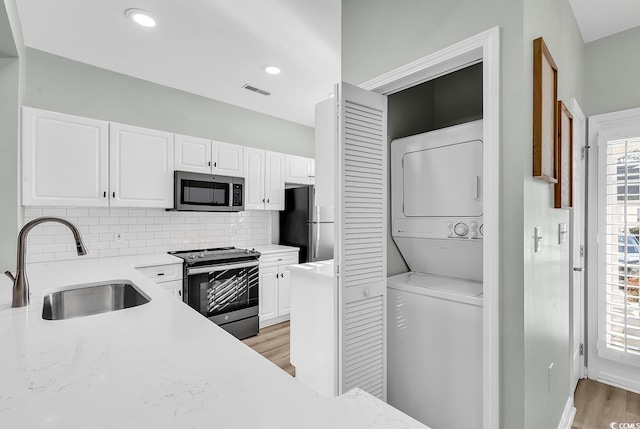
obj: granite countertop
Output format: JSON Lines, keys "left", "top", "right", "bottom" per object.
{"left": 0, "top": 254, "right": 427, "bottom": 429}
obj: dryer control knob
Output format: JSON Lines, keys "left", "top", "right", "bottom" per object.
{"left": 454, "top": 222, "right": 469, "bottom": 237}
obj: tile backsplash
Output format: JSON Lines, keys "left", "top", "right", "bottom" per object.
{"left": 24, "top": 207, "right": 272, "bottom": 263}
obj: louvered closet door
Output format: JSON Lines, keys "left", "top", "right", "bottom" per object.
{"left": 336, "top": 82, "right": 388, "bottom": 400}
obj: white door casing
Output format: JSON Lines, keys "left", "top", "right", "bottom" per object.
{"left": 570, "top": 99, "right": 586, "bottom": 393}
{"left": 359, "top": 26, "right": 500, "bottom": 429}
{"left": 336, "top": 82, "right": 388, "bottom": 400}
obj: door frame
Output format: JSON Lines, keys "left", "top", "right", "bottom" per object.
{"left": 587, "top": 106, "right": 640, "bottom": 394}
{"left": 360, "top": 26, "right": 500, "bottom": 429}
{"left": 569, "top": 98, "right": 587, "bottom": 392}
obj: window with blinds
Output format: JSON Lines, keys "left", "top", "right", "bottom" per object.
{"left": 604, "top": 137, "right": 640, "bottom": 357}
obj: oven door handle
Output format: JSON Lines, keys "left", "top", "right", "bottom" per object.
{"left": 187, "top": 260, "right": 260, "bottom": 275}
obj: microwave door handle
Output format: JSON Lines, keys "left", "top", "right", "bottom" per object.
{"left": 187, "top": 260, "right": 260, "bottom": 275}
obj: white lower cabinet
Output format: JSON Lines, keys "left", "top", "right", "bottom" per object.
{"left": 136, "top": 263, "right": 183, "bottom": 299}
{"left": 258, "top": 250, "right": 298, "bottom": 328}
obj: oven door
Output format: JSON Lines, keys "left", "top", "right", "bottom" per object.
{"left": 175, "top": 171, "right": 232, "bottom": 211}
{"left": 186, "top": 260, "right": 259, "bottom": 317}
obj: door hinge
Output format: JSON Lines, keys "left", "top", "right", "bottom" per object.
{"left": 580, "top": 245, "right": 585, "bottom": 258}
{"left": 579, "top": 343, "right": 584, "bottom": 356}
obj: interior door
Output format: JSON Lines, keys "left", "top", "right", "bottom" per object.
{"left": 336, "top": 82, "right": 388, "bottom": 399}
{"left": 570, "top": 99, "right": 586, "bottom": 392}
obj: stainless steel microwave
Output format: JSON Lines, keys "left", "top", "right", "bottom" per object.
{"left": 173, "top": 171, "right": 244, "bottom": 212}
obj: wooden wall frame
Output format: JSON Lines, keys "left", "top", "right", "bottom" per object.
{"left": 555, "top": 100, "right": 573, "bottom": 208}
{"left": 533, "top": 37, "right": 559, "bottom": 183}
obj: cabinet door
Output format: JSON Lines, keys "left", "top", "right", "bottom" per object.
{"left": 22, "top": 107, "right": 109, "bottom": 207}
{"left": 174, "top": 134, "right": 212, "bottom": 174}
{"left": 265, "top": 151, "right": 285, "bottom": 210}
{"left": 284, "top": 154, "right": 311, "bottom": 185}
{"left": 277, "top": 266, "right": 292, "bottom": 315}
{"left": 259, "top": 266, "right": 278, "bottom": 321}
{"left": 244, "top": 148, "right": 265, "bottom": 210}
{"left": 110, "top": 123, "right": 174, "bottom": 208}
{"left": 212, "top": 141, "right": 244, "bottom": 176}
{"left": 160, "top": 280, "right": 183, "bottom": 300}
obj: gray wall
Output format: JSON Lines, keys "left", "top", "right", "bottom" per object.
{"left": 0, "top": 0, "right": 24, "bottom": 273}
{"left": 584, "top": 25, "right": 640, "bottom": 117}
{"left": 24, "top": 48, "right": 315, "bottom": 158}
{"left": 343, "top": 0, "right": 584, "bottom": 427}
{"left": 522, "top": 0, "right": 585, "bottom": 427}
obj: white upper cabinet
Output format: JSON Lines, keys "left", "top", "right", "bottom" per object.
{"left": 284, "top": 154, "right": 313, "bottom": 185}
{"left": 212, "top": 140, "right": 244, "bottom": 176}
{"left": 265, "top": 151, "right": 285, "bottom": 210}
{"left": 174, "top": 134, "right": 212, "bottom": 174}
{"left": 109, "top": 123, "right": 174, "bottom": 208}
{"left": 244, "top": 149, "right": 285, "bottom": 210}
{"left": 22, "top": 107, "right": 110, "bottom": 207}
{"left": 244, "top": 148, "right": 266, "bottom": 210}
{"left": 175, "top": 135, "right": 244, "bottom": 177}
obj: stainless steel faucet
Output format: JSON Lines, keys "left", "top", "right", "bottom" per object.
{"left": 4, "top": 217, "right": 88, "bottom": 307}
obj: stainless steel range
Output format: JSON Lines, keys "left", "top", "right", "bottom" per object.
{"left": 169, "top": 247, "right": 261, "bottom": 339}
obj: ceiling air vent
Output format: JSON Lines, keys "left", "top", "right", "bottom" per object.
{"left": 242, "top": 84, "right": 271, "bottom": 96}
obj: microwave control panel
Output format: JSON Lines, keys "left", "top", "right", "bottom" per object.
{"left": 232, "top": 184, "right": 243, "bottom": 207}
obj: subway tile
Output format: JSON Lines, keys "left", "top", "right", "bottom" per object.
{"left": 42, "top": 208, "right": 67, "bottom": 217}
{"left": 89, "top": 225, "right": 110, "bottom": 234}
{"left": 99, "top": 249, "right": 118, "bottom": 258}
{"left": 24, "top": 208, "right": 43, "bottom": 218}
{"left": 28, "top": 253, "right": 55, "bottom": 263}
{"left": 119, "top": 248, "right": 138, "bottom": 256}
{"left": 100, "top": 217, "right": 119, "bottom": 225}
{"left": 67, "top": 208, "right": 89, "bottom": 217}
{"left": 89, "top": 208, "right": 110, "bottom": 217}
{"left": 129, "top": 224, "right": 147, "bottom": 233}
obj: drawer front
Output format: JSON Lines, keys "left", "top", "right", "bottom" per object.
{"left": 260, "top": 252, "right": 299, "bottom": 267}
{"left": 137, "top": 264, "right": 183, "bottom": 283}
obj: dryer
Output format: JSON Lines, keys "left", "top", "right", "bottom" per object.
{"left": 388, "top": 120, "right": 483, "bottom": 429}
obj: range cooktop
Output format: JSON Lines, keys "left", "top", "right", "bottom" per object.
{"left": 169, "top": 247, "right": 261, "bottom": 264}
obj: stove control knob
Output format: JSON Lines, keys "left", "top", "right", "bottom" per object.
{"left": 198, "top": 252, "right": 205, "bottom": 258}
{"left": 454, "top": 222, "right": 469, "bottom": 237}
{"left": 188, "top": 254, "right": 196, "bottom": 260}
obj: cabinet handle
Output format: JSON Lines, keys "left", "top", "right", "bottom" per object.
{"left": 262, "top": 198, "right": 265, "bottom": 203}
{"left": 267, "top": 198, "right": 270, "bottom": 203}
{"left": 112, "top": 192, "right": 116, "bottom": 198}
{"left": 103, "top": 191, "right": 107, "bottom": 198}
{"left": 214, "top": 162, "right": 217, "bottom": 167}
{"left": 208, "top": 161, "right": 211, "bottom": 167}
{"left": 157, "top": 273, "right": 165, "bottom": 276}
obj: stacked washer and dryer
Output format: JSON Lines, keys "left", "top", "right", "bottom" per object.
{"left": 388, "top": 119, "right": 483, "bottom": 429}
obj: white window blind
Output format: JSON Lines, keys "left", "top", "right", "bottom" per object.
{"left": 603, "top": 137, "right": 640, "bottom": 357}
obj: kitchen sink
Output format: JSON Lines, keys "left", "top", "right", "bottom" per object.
{"left": 42, "top": 281, "right": 150, "bottom": 320}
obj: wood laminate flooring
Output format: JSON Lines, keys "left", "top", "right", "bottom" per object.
{"left": 242, "top": 321, "right": 295, "bottom": 377}
{"left": 573, "top": 378, "right": 640, "bottom": 428}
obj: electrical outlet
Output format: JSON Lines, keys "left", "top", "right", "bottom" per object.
{"left": 115, "top": 231, "right": 125, "bottom": 242}
{"left": 232, "top": 226, "right": 238, "bottom": 236}
{"left": 548, "top": 362, "right": 555, "bottom": 392}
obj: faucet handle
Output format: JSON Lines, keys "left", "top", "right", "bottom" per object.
{"left": 5, "top": 271, "right": 16, "bottom": 282}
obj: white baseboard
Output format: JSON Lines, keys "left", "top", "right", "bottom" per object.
{"left": 259, "top": 314, "right": 290, "bottom": 329}
{"left": 557, "top": 396, "right": 576, "bottom": 429}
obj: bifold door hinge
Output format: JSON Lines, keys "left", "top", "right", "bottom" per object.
{"left": 581, "top": 145, "right": 591, "bottom": 160}
{"left": 580, "top": 343, "right": 584, "bottom": 356}
{"left": 580, "top": 245, "right": 585, "bottom": 258}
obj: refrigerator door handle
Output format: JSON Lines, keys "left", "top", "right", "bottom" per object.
{"left": 314, "top": 206, "right": 320, "bottom": 259}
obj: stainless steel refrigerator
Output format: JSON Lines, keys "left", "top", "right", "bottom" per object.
{"left": 279, "top": 186, "right": 334, "bottom": 263}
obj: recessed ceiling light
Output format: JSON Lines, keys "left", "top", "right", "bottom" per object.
{"left": 262, "top": 65, "right": 281, "bottom": 75}
{"left": 125, "top": 9, "right": 157, "bottom": 28}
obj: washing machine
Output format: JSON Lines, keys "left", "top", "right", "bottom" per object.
{"left": 389, "top": 120, "right": 484, "bottom": 429}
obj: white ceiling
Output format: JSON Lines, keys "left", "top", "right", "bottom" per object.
{"left": 568, "top": 0, "right": 640, "bottom": 43}
{"left": 15, "top": 0, "right": 340, "bottom": 127}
